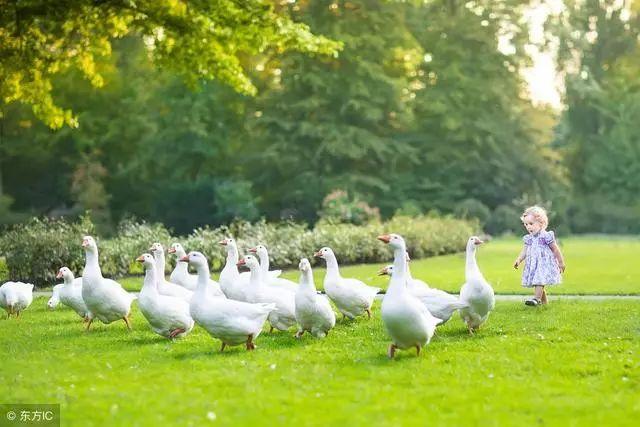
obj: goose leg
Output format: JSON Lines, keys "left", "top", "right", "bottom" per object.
{"left": 365, "top": 308, "right": 372, "bottom": 319}
{"left": 85, "top": 317, "right": 93, "bottom": 331}
{"left": 169, "top": 328, "right": 185, "bottom": 339}
{"left": 122, "top": 316, "right": 132, "bottom": 330}
{"left": 387, "top": 344, "right": 397, "bottom": 359}
{"left": 295, "top": 330, "right": 305, "bottom": 339}
{"left": 415, "top": 345, "right": 421, "bottom": 356}
{"left": 467, "top": 324, "right": 474, "bottom": 335}
{"left": 246, "top": 334, "right": 256, "bottom": 351}
{"left": 269, "top": 326, "right": 274, "bottom": 333}
{"left": 220, "top": 342, "right": 226, "bottom": 353}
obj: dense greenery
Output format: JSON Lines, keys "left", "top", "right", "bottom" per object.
{"left": 0, "top": 1, "right": 638, "bottom": 234}
{"left": 2, "top": 298, "right": 638, "bottom": 425}
{"left": 0, "top": 214, "right": 476, "bottom": 286}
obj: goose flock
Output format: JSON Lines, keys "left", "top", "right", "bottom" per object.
{"left": 1, "top": 233, "right": 495, "bottom": 358}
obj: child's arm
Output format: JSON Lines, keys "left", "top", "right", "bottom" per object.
{"left": 513, "top": 247, "right": 526, "bottom": 269}
{"left": 550, "top": 241, "right": 566, "bottom": 273}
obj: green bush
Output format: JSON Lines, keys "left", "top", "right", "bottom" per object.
{"left": 0, "top": 216, "right": 95, "bottom": 287}
{"left": 485, "top": 205, "right": 522, "bottom": 236}
{"left": 100, "top": 219, "right": 173, "bottom": 276}
{"left": 454, "top": 198, "right": 491, "bottom": 225}
{"left": 318, "top": 190, "right": 381, "bottom": 225}
{"left": 0, "top": 215, "right": 477, "bottom": 287}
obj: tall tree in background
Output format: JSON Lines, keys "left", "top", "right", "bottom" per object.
{"left": 397, "top": 0, "right": 561, "bottom": 214}
{"left": 248, "top": 0, "right": 425, "bottom": 220}
{"left": 551, "top": 0, "right": 640, "bottom": 232}
{"left": 0, "top": 0, "right": 340, "bottom": 128}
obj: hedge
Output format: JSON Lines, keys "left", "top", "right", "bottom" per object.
{"left": 0, "top": 215, "right": 477, "bottom": 287}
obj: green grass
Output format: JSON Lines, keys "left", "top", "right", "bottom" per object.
{"left": 1, "top": 297, "right": 638, "bottom": 426}
{"left": 118, "top": 236, "right": 640, "bottom": 295}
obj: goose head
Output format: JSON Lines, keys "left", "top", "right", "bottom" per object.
{"left": 313, "top": 247, "right": 334, "bottom": 260}
{"left": 180, "top": 251, "right": 208, "bottom": 269}
{"left": 168, "top": 242, "right": 185, "bottom": 256}
{"left": 81, "top": 236, "right": 98, "bottom": 253}
{"left": 149, "top": 242, "right": 164, "bottom": 255}
{"left": 249, "top": 244, "right": 268, "bottom": 259}
{"left": 377, "top": 233, "right": 406, "bottom": 250}
{"left": 299, "top": 258, "right": 312, "bottom": 273}
{"left": 377, "top": 264, "right": 394, "bottom": 276}
{"left": 237, "top": 255, "right": 260, "bottom": 271}
{"left": 136, "top": 253, "right": 156, "bottom": 270}
{"left": 467, "top": 236, "right": 484, "bottom": 251}
{"left": 56, "top": 267, "right": 74, "bottom": 281}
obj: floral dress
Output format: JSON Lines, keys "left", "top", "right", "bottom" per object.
{"left": 521, "top": 230, "right": 561, "bottom": 287}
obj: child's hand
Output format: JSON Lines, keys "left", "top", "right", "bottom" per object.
{"left": 559, "top": 263, "right": 566, "bottom": 273}
{"left": 513, "top": 260, "right": 520, "bottom": 269}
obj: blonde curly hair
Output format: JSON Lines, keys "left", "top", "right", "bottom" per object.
{"left": 520, "top": 205, "right": 549, "bottom": 230}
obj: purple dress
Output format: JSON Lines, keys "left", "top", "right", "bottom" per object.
{"left": 521, "top": 230, "right": 561, "bottom": 287}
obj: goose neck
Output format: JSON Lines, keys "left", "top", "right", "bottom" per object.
{"left": 324, "top": 255, "right": 341, "bottom": 280}
{"left": 299, "top": 269, "right": 316, "bottom": 292}
{"left": 387, "top": 246, "right": 408, "bottom": 296}
{"left": 142, "top": 267, "right": 158, "bottom": 295}
{"left": 84, "top": 250, "right": 102, "bottom": 278}
{"left": 465, "top": 245, "right": 481, "bottom": 279}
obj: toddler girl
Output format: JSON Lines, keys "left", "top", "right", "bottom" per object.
{"left": 513, "top": 206, "right": 565, "bottom": 306}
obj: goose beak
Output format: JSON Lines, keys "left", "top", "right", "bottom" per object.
{"left": 56, "top": 271, "right": 63, "bottom": 279}
{"left": 236, "top": 259, "right": 246, "bottom": 267}
{"left": 136, "top": 255, "right": 145, "bottom": 263}
{"left": 313, "top": 251, "right": 323, "bottom": 258}
{"left": 81, "top": 240, "right": 89, "bottom": 248}
{"left": 248, "top": 247, "right": 257, "bottom": 253}
{"left": 179, "top": 255, "right": 189, "bottom": 262}
{"left": 219, "top": 240, "right": 227, "bottom": 246}
{"left": 377, "top": 267, "right": 389, "bottom": 276}
{"left": 475, "top": 239, "right": 484, "bottom": 245}
{"left": 167, "top": 247, "right": 176, "bottom": 254}
{"left": 377, "top": 234, "right": 391, "bottom": 244}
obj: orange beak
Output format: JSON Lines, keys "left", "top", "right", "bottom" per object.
{"left": 219, "top": 240, "right": 227, "bottom": 246}
{"left": 56, "top": 271, "right": 63, "bottom": 279}
{"left": 179, "top": 255, "right": 189, "bottom": 262}
{"left": 136, "top": 255, "right": 145, "bottom": 263}
{"left": 377, "top": 267, "right": 389, "bottom": 276}
{"left": 475, "top": 239, "right": 484, "bottom": 245}
{"left": 248, "top": 247, "right": 257, "bottom": 253}
{"left": 81, "top": 240, "right": 89, "bottom": 247}
{"left": 236, "top": 259, "right": 246, "bottom": 267}
{"left": 167, "top": 247, "right": 176, "bottom": 254}
{"left": 313, "top": 251, "right": 322, "bottom": 258}
{"left": 377, "top": 234, "right": 391, "bottom": 244}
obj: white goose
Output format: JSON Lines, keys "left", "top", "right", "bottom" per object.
{"left": 314, "top": 247, "right": 380, "bottom": 320}
{"left": 0, "top": 281, "right": 34, "bottom": 318}
{"left": 459, "top": 236, "right": 495, "bottom": 334}
{"left": 168, "top": 243, "right": 224, "bottom": 298}
{"left": 239, "top": 255, "right": 297, "bottom": 332}
{"left": 378, "top": 234, "right": 442, "bottom": 358}
{"left": 183, "top": 251, "right": 275, "bottom": 351}
{"left": 149, "top": 243, "right": 194, "bottom": 302}
{"left": 378, "top": 257, "right": 467, "bottom": 324}
{"left": 249, "top": 245, "right": 298, "bottom": 292}
{"left": 136, "top": 254, "right": 194, "bottom": 339}
{"left": 48, "top": 267, "right": 92, "bottom": 321}
{"left": 295, "top": 258, "right": 336, "bottom": 338}
{"left": 81, "top": 236, "right": 136, "bottom": 330}
{"left": 218, "top": 237, "right": 250, "bottom": 301}
{"left": 168, "top": 243, "right": 198, "bottom": 291}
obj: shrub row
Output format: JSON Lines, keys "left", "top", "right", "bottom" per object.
{"left": 0, "top": 215, "right": 477, "bottom": 287}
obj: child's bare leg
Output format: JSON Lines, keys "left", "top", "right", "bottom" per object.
{"left": 541, "top": 287, "right": 548, "bottom": 305}
{"left": 534, "top": 285, "right": 544, "bottom": 301}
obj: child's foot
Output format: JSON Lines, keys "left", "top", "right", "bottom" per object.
{"left": 525, "top": 298, "right": 541, "bottom": 306}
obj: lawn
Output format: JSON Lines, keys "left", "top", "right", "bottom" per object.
{"left": 117, "top": 236, "right": 640, "bottom": 295}
{"left": 1, "top": 297, "right": 638, "bottom": 426}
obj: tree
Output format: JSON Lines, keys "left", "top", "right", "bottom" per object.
{"left": 247, "top": 0, "right": 421, "bottom": 220}
{"left": 0, "top": 0, "right": 340, "bottom": 129}
{"left": 550, "top": 0, "right": 640, "bottom": 232}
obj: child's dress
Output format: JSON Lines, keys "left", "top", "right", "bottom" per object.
{"left": 521, "top": 230, "right": 562, "bottom": 287}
